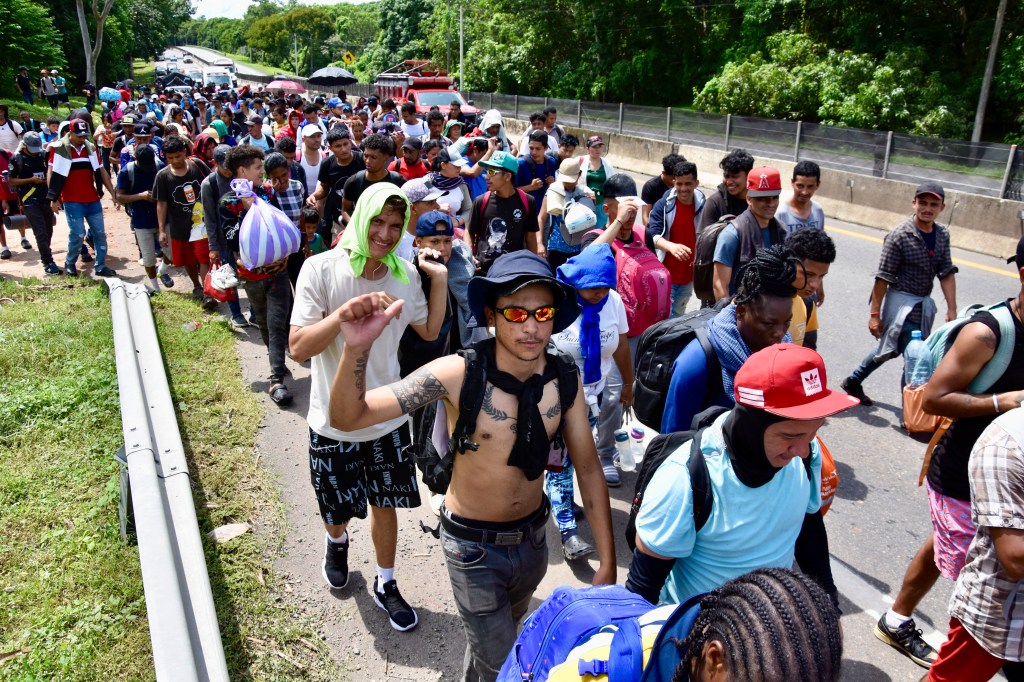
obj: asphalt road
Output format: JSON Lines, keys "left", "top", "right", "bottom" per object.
{"left": 162, "top": 46, "right": 270, "bottom": 77}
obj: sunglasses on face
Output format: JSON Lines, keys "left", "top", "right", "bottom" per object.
{"left": 494, "top": 305, "right": 557, "bottom": 323}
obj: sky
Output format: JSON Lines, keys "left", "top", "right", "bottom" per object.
{"left": 193, "top": 0, "right": 366, "bottom": 20}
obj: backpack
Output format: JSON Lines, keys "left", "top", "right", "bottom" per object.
{"left": 121, "top": 158, "right": 165, "bottom": 217}
{"left": 632, "top": 302, "right": 725, "bottom": 431}
{"left": 496, "top": 584, "right": 656, "bottom": 682}
{"left": 925, "top": 301, "right": 1016, "bottom": 394}
{"left": 592, "top": 226, "right": 672, "bottom": 337}
{"left": 470, "top": 189, "right": 531, "bottom": 272}
{"left": 624, "top": 406, "right": 815, "bottom": 552}
{"left": 691, "top": 214, "right": 735, "bottom": 303}
{"left": 417, "top": 339, "right": 579, "bottom": 495}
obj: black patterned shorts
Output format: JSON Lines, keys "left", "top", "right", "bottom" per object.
{"left": 308, "top": 426, "right": 420, "bottom": 525}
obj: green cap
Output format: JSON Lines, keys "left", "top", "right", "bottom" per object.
{"left": 480, "top": 150, "right": 519, "bottom": 174}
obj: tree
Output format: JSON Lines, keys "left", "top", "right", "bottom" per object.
{"left": 1, "top": 0, "right": 66, "bottom": 96}
{"left": 75, "top": 0, "right": 117, "bottom": 84}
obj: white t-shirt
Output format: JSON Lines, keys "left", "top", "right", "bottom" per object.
{"left": 0, "top": 120, "right": 23, "bottom": 153}
{"left": 551, "top": 290, "right": 628, "bottom": 395}
{"left": 291, "top": 248, "right": 429, "bottom": 441}
{"left": 401, "top": 120, "right": 429, "bottom": 138}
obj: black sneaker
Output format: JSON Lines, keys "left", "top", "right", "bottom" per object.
{"left": 79, "top": 249, "right": 94, "bottom": 263}
{"left": 322, "top": 534, "right": 349, "bottom": 589}
{"left": 21, "top": 238, "right": 32, "bottom": 250}
{"left": 159, "top": 272, "right": 175, "bottom": 288}
{"left": 373, "top": 578, "right": 419, "bottom": 632}
{"left": 94, "top": 266, "right": 118, "bottom": 278}
{"left": 64, "top": 262, "right": 78, "bottom": 277}
{"left": 841, "top": 377, "right": 873, "bottom": 407}
{"left": 873, "top": 615, "right": 937, "bottom": 668}
{"left": 43, "top": 262, "right": 63, "bottom": 275}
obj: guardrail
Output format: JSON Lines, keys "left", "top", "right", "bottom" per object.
{"left": 106, "top": 279, "right": 229, "bottom": 682}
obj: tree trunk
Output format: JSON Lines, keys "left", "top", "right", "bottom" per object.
{"left": 75, "top": 0, "right": 117, "bottom": 84}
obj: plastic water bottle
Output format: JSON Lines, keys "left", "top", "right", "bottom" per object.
{"left": 630, "top": 426, "right": 646, "bottom": 464}
{"left": 615, "top": 429, "right": 636, "bottom": 473}
{"left": 903, "top": 330, "right": 933, "bottom": 388}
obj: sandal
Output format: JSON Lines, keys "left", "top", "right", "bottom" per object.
{"left": 269, "top": 383, "right": 293, "bottom": 406}
{"left": 561, "top": 534, "right": 595, "bottom": 562}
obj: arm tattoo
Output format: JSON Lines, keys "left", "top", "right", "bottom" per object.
{"left": 482, "top": 385, "right": 511, "bottom": 422}
{"left": 391, "top": 367, "right": 446, "bottom": 414}
{"left": 354, "top": 351, "right": 368, "bottom": 402}
{"left": 544, "top": 402, "right": 561, "bottom": 420}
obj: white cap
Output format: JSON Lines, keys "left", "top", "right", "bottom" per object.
{"left": 301, "top": 124, "right": 323, "bottom": 138}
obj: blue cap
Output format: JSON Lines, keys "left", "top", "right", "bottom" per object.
{"left": 328, "top": 97, "right": 342, "bottom": 108}
{"left": 415, "top": 210, "right": 454, "bottom": 237}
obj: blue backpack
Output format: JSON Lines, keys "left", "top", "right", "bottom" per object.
{"left": 497, "top": 585, "right": 706, "bottom": 682}
{"left": 925, "top": 301, "right": 1015, "bottom": 393}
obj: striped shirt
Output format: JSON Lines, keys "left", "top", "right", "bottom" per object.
{"left": 49, "top": 142, "right": 102, "bottom": 204}
{"left": 949, "top": 408, "right": 1024, "bottom": 661}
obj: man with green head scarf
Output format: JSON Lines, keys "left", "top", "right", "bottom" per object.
{"left": 289, "top": 182, "right": 449, "bottom": 632}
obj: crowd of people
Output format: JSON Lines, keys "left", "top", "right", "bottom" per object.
{"left": 3, "top": 66, "right": 1024, "bottom": 682}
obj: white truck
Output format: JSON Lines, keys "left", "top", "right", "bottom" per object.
{"left": 211, "top": 58, "right": 238, "bottom": 86}
{"left": 202, "top": 67, "right": 233, "bottom": 92}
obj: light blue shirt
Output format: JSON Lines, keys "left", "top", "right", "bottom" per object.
{"left": 712, "top": 223, "right": 772, "bottom": 294}
{"left": 775, "top": 200, "right": 825, "bottom": 239}
{"left": 636, "top": 412, "right": 822, "bottom": 605}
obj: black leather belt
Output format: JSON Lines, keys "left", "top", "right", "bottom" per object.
{"left": 440, "top": 499, "right": 550, "bottom": 546}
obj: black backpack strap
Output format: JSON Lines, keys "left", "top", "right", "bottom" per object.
{"left": 688, "top": 429, "right": 714, "bottom": 532}
{"left": 449, "top": 347, "right": 486, "bottom": 455}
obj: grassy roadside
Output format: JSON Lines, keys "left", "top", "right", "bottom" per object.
{"left": 0, "top": 279, "right": 337, "bottom": 681}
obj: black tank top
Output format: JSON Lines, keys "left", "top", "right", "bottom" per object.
{"left": 927, "top": 303, "right": 1024, "bottom": 501}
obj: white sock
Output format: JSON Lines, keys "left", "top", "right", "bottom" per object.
{"left": 884, "top": 609, "right": 912, "bottom": 629}
{"left": 148, "top": 277, "right": 160, "bottom": 289}
{"left": 327, "top": 530, "right": 347, "bottom": 545}
{"left": 377, "top": 565, "right": 395, "bottom": 585}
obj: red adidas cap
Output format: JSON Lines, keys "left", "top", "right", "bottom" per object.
{"left": 746, "top": 165, "right": 782, "bottom": 197}
{"left": 734, "top": 344, "right": 859, "bottom": 419}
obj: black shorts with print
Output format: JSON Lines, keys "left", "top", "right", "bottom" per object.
{"left": 308, "top": 426, "right": 420, "bottom": 525}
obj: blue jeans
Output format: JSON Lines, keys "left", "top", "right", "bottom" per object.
{"left": 597, "top": 366, "right": 622, "bottom": 460}
{"left": 22, "top": 91, "right": 34, "bottom": 105}
{"left": 241, "top": 270, "right": 291, "bottom": 382}
{"left": 671, "top": 283, "right": 693, "bottom": 318}
{"left": 218, "top": 249, "right": 243, "bottom": 318}
{"left": 848, "top": 320, "right": 922, "bottom": 385}
{"left": 63, "top": 201, "right": 107, "bottom": 269}
{"left": 545, "top": 400, "right": 605, "bottom": 534}
{"left": 441, "top": 519, "right": 548, "bottom": 682}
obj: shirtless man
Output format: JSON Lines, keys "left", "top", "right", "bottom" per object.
{"left": 329, "top": 251, "right": 616, "bottom": 682}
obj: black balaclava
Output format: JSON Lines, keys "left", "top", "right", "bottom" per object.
{"left": 721, "top": 403, "right": 791, "bottom": 488}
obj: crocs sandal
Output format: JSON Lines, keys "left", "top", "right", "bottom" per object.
{"left": 269, "top": 383, "right": 293, "bottom": 406}
{"left": 561, "top": 534, "right": 595, "bottom": 562}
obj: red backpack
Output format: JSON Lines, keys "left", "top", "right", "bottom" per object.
{"left": 592, "top": 225, "right": 671, "bottom": 337}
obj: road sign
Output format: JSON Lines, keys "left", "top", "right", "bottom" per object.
{"left": 342, "top": 52, "right": 356, "bottom": 65}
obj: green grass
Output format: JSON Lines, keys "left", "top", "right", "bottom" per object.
{"left": 0, "top": 279, "right": 337, "bottom": 681}
{"left": 132, "top": 60, "right": 156, "bottom": 88}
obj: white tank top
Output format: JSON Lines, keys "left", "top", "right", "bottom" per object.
{"left": 300, "top": 152, "right": 322, "bottom": 192}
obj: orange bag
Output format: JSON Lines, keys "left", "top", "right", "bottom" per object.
{"left": 903, "top": 384, "right": 942, "bottom": 433}
{"left": 816, "top": 436, "right": 839, "bottom": 516}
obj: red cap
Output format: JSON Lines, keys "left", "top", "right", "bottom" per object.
{"left": 746, "top": 166, "right": 782, "bottom": 197}
{"left": 734, "top": 344, "right": 859, "bottom": 419}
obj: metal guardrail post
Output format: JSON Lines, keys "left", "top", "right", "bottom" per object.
{"left": 489, "top": 92, "right": 493, "bottom": 110}
{"left": 618, "top": 102, "right": 624, "bottom": 134}
{"left": 577, "top": 100, "right": 582, "bottom": 127}
{"left": 724, "top": 114, "right": 732, "bottom": 150}
{"left": 793, "top": 121, "right": 802, "bottom": 161}
{"left": 882, "top": 131, "right": 894, "bottom": 179}
{"left": 1002, "top": 144, "right": 1018, "bottom": 199}
{"left": 514, "top": 95, "right": 519, "bottom": 120}
{"left": 544, "top": 96, "right": 549, "bottom": 108}
{"left": 666, "top": 107, "right": 671, "bottom": 141}
{"left": 105, "top": 279, "right": 229, "bottom": 682}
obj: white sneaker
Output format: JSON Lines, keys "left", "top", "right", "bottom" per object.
{"left": 210, "top": 264, "right": 238, "bottom": 291}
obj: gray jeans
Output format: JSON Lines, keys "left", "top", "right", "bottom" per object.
{"left": 441, "top": 517, "right": 548, "bottom": 682}
{"left": 241, "top": 270, "right": 291, "bottom": 383}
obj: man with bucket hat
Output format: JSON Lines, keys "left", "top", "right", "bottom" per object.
{"left": 626, "top": 343, "right": 858, "bottom": 606}
{"left": 329, "top": 250, "right": 616, "bottom": 681}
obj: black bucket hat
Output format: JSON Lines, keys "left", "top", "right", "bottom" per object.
{"left": 467, "top": 251, "right": 580, "bottom": 333}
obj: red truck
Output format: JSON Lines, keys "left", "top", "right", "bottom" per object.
{"left": 373, "top": 60, "right": 480, "bottom": 118}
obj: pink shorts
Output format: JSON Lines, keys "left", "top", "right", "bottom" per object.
{"left": 926, "top": 480, "right": 975, "bottom": 580}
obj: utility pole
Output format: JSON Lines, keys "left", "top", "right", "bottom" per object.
{"left": 459, "top": 0, "right": 464, "bottom": 92}
{"left": 310, "top": 32, "right": 314, "bottom": 77}
{"left": 973, "top": 0, "right": 1008, "bottom": 142}
{"left": 446, "top": 0, "right": 452, "bottom": 72}
{"left": 294, "top": 32, "right": 299, "bottom": 76}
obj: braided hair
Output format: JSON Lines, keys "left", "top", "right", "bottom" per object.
{"left": 733, "top": 245, "right": 801, "bottom": 306}
{"left": 673, "top": 568, "right": 843, "bottom": 682}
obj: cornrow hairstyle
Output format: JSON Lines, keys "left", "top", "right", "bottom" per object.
{"left": 673, "top": 568, "right": 842, "bottom": 682}
{"left": 787, "top": 229, "right": 836, "bottom": 265}
{"left": 733, "top": 245, "right": 801, "bottom": 306}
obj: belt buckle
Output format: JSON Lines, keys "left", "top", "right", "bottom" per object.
{"left": 493, "top": 531, "right": 523, "bottom": 546}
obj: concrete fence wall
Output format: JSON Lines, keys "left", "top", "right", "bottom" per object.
{"left": 504, "top": 119, "right": 1024, "bottom": 260}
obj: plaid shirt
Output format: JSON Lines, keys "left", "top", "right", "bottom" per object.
{"left": 275, "top": 178, "right": 306, "bottom": 227}
{"left": 875, "top": 217, "right": 957, "bottom": 297}
{"left": 948, "top": 408, "right": 1024, "bottom": 661}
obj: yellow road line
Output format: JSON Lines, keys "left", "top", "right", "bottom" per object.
{"left": 829, "top": 225, "right": 1017, "bottom": 279}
